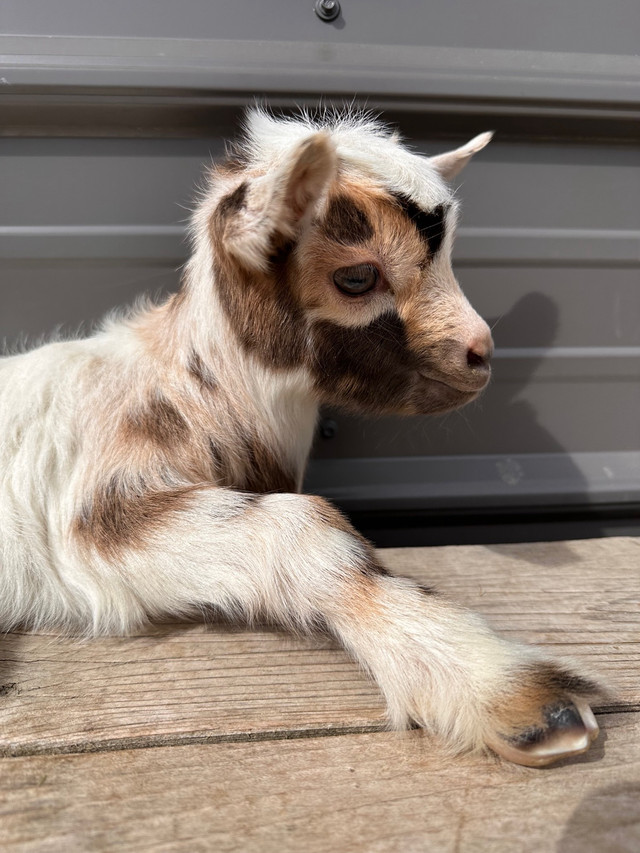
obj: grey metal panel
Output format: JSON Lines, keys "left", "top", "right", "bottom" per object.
{"left": 0, "top": 264, "right": 180, "bottom": 347}
{"left": 305, "top": 451, "right": 640, "bottom": 511}
{"left": 1, "top": 35, "right": 640, "bottom": 108}
{"left": 458, "top": 142, "right": 640, "bottom": 232}
{"left": 461, "top": 268, "right": 640, "bottom": 350}
{"left": 3, "top": 0, "right": 640, "bottom": 55}
{"left": 0, "top": 138, "right": 214, "bottom": 226}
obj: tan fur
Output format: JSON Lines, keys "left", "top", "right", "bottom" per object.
{"left": 489, "top": 663, "right": 602, "bottom": 738}
{"left": 297, "top": 181, "right": 423, "bottom": 328}
{"left": 122, "top": 393, "right": 190, "bottom": 450}
{"left": 306, "top": 496, "right": 385, "bottom": 566}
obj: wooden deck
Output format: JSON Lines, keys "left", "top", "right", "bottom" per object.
{"left": 1, "top": 537, "right": 639, "bottom": 852}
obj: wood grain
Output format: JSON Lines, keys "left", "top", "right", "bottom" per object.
{"left": 381, "top": 537, "right": 640, "bottom": 700}
{"left": 0, "top": 626, "right": 387, "bottom": 756}
{"left": 1, "top": 712, "right": 639, "bottom": 853}
{"left": 1, "top": 537, "right": 638, "bottom": 755}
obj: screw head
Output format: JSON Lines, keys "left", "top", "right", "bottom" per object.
{"left": 314, "top": 0, "right": 341, "bottom": 22}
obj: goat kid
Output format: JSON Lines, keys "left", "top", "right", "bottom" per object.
{"left": 0, "top": 109, "right": 602, "bottom": 766}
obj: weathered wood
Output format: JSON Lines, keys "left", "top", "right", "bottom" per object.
{"left": 1, "top": 537, "right": 638, "bottom": 755}
{"left": 381, "top": 537, "right": 640, "bottom": 702}
{"left": 1, "top": 712, "right": 639, "bottom": 853}
{"left": 0, "top": 625, "right": 387, "bottom": 756}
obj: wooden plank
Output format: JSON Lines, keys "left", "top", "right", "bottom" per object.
{"left": 1, "top": 712, "right": 639, "bottom": 853}
{"left": 0, "top": 626, "right": 387, "bottom": 755}
{"left": 381, "top": 536, "right": 640, "bottom": 702}
{"left": 1, "top": 537, "right": 638, "bottom": 755}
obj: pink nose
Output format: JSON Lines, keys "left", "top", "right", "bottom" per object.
{"left": 466, "top": 331, "right": 493, "bottom": 374}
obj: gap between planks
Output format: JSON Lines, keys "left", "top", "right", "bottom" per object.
{"left": 2, "top": 708, "right": 638, "bottom": 760}
{"left": 0, "top": 722, "right": 389, "bottom": 759}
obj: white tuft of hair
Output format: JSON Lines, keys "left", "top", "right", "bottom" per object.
{"left": 240, "top": 106, "right": 453, "bottom": 211}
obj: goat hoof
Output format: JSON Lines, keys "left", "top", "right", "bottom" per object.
{"left": 487, "top": 698, "right": 599, "bottom": 767}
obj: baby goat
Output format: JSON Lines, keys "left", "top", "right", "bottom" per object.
{"left": 0, "top": 109, "right": 602, "bottom": 766}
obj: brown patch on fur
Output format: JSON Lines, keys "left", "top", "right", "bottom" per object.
{"left": 295, "top": 189, "right": 423, "bottom": 331}
{"left": 490, "top": 661, "right": 603, "bottom": 737}
{"left": 208, "top": 169, "right": 308, "bottom": 370}
{"left": 217, "top": 182, "right": 248, "bottom": 218}
{"left": 267, "top": 233, "right": 295, "bottom": 267}
{"left": 238, "top": 430, "right": 297, "bottom": 493}
{"left": 340, "top": 569, "right": 386, "bottom": 622}
{"left": 210, "top": 177, "right": 422, "bottom": 387}
{"left": 123, "top": 393, "right": 189, "bottom": 449}
{"left": 208, "top": 437, "right": 225, "bottom": 470}
{"left": 322, "top": 195, "right": 374, "bottom": 245}
{"left": 532, "top": 663, "right": 602, "bottom": 698}
{"left": 205, "top": 437, "right": 242, "bottom": 489}
{"left": 74, "top": 476, "right": 200, "bottom": 559}
{"left": 210, "top": 179, "right": 384, "bottom": 370}
{"left": 211, "top": 255, "right": 307, "bottom": 370}
{"left": 188, "top": 351, "right": 218, "bottom": 393}
{"left": 357, "top": 557, "right": 391, "bottom": 579}
{"left": 301, "top": 498, "right": 388, "bottom": 620}
{"left": 306, "top": 495, "right": 355, "bottom": 535}
{"left": 391, "top": 193, "right": 447, "bottom": 257}
{"left": 310, "top": 311, "right": 415, "bottom": 414}
{"left": 295, "top": 183, "right": 437, "bottom": 412}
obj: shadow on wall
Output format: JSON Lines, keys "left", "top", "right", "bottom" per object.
{"left": 483, "top": 290, "right": 572, "bottom": 453}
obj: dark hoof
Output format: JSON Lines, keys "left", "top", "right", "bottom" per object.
{"left": 487, "top": 698, "right": 599, "bottom": 767}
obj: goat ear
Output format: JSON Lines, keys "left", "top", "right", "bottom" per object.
{"left": 278, "top": 132, "right": 338, "bottom": 228}
{"left": 429, "top": 131, "right": 493, "bottom": 181}
{"left": 223, "top": 133, "right": 337, "bottom": 272}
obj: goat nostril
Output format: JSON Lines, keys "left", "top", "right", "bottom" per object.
{"left": 467, "top": 348, "right": 487, "bottom": 370}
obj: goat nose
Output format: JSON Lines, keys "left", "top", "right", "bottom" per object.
{"left": 466, "top": 347, "right": 489, "bottom": 370}
{"left": 466, "top": 334, "right": 493, "bottom": 372}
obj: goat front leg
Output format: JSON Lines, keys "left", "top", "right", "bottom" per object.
{"left": 111, "top": 488, "right": 602, "bottom": 766}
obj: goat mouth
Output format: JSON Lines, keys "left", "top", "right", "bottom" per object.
{"left": 417, "top": 371, "right": 489, "bottom": 395}
{"left": 413, "top": 373, "right": 485, "bottom": 414}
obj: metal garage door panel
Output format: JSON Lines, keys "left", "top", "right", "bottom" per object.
{"left": 0, "top": 139, "right": 214, "bottom": 227}
{"left": 3, "top": 0, "right": 640, "bottom": 57}
{"left": 458, "top": 142, "right": 640, "bottom": 231}
{"left": 0, "top": 265, "right": 180, "bottom": 347}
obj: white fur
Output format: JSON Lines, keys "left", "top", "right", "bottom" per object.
{"left": 243, "top": 107, "right": 453, "bottom": 211}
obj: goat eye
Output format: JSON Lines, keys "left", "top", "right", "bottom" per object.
{"left": 333, "top": 264, "right": 378, "bottom": 295}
